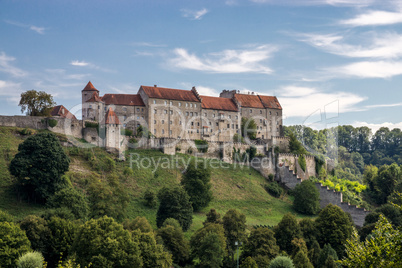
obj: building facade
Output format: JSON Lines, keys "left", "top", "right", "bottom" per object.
{"left": 82, "top": 81, "right": 283, "bottom": 142}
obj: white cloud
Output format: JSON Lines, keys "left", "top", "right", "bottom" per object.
{"left": 70, "top": 60, "right": 89, "bottom": 67}
{"left": 328, "top": 61, "right": 402, "bottom": 78}
{"left": 181, "top": 8, "right": 209, "bottom": 20}
{"left": 0, "top": 52, "right": 27, "bottom": 77}
{"left": 365, "top": 102, "right": 402, "bottom": 109}
{"left": 168, "top": 45, "right": 276, "bottom": 74}
{"left": 0, "top": 80, "right": 23, "bottom": 104}
{"left": 353, "top": 121, "right": 402, "bottom": 133}
{"left": 300, "top": 32, "right": 402, "bottom": 59}
{"left": 196, "top": 86, "right": 220, "bottom": 96}
{"left": 4, "top": 20, "right": 46, "bottom": 34}
{"left": 277, "top": 85, "right": 366, "bottom": 118}
{"left": 341, "top": 10, "right": 402, "bottom": 26}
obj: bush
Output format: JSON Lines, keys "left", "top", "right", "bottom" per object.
{"left": 233, "top": 133, "right": 244, "bottom": 143}
{"left": 293, "top": 180, "right": 320, "bottom": 215}
{"left": 20, "top": 128, "right": 32, "bottom": 135}
{"left": 121, "top": 128, "right": 133, "bottom": 136}
{"left": 194, "top": 139, "right": 208, "bottom": 153}
{"left": 265, "top": 182, "right": 283, "bottom": 198}
{"left": 48, "top": 118, "right": 58, "bottom": 128}
{"left": 17, "top": 251, "right": 44, "bottom": 268}
{"left": 144, "top": 190, "right": 157, "bottom": 208}
{"left": 85, "top": 121, "right": 98, "bottom": 128}
{"left": 269, "top": 256, "right": 295, "bottom": 268}
{"left": 47, "top": 187, "right": 89, "bottom": 219}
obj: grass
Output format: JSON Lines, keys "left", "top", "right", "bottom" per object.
{"left": 0, "top": 126, "right": 313, "bottom": 236}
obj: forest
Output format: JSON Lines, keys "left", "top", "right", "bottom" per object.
{"left": 0, "top": 125, "right": 402, "bottom": 268}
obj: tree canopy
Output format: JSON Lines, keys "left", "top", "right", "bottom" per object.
{"left": 19, "top": 90, "right": 56, "bottom": 116}
{"left": 9, "top": 132, "right": 70, "bottom": 201}
{"left": 293, "top": 180, "right": 320, "bottom": 215}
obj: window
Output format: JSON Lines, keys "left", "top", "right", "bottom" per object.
{"left": 154, "top": 120, "right": 156, "bottom": 124}
{"left": 137, "top": 116, "right": 140, "bottom": 120}
{"left": 164, "top": 101, "right": 167, "bottom": 105}
{"left": 123, "top": 123, "right": 127, "bottom": 127}
{"left": 216, "top": 122, "right": 218, "bottom": 126}
{"left": 197, "top": 122, "right": 200, "bottom": 126}
{"left": 142, "top": 108, "right": 144, "bottom": 112}
{"left": 169, "top": 130, "right": 172, "bottom": 135}
{"left": 276, "top": 112, "right": 279, "bottom": 116}
{"left": 179, "top": 121, "right": 182, "bottom": 125}
{"left": 190, "top": 103, "right": 193, "bottom": 108}
{"left": 141, "top": 116, "right": 144, "bottom": 120}
{"left": 162, "top": 120, "right": 165, "bottom": 124}
{"left": 195, "top": 112, "right": 198, "bottom": 116}
{"left": 232, "top": 124, "right": 234, "bottom": 129}
{"left": 260, "top": 119, "right": 262, "bottom": 123}
{"left": 89, "top": 105, "right": 92, "bottom": 109}
{"left": 269, "top": 111, "right": 272, "bottom": 115}
{"left": 260, "top": 110, "right": 262, "bottom": 114}
{"left": 123, "top": 107, "right": 127, "bottom": 112}
{"left": 137, "top": 108, "right": 140, "bottom": 112}
{"left": 179, "top": 102, "right": 181, "bottom": 107}
{"left": 162, "top": 129, "right": 165, "bottom": 134}
{"left": 194, "top": 104, "right": 197, "bottom": 108}
{"left": 250, "top": 109, "right": 252, "bottom": 113}
{"left": 191, "top": 122, "right": 194, "bottom": 126}
{"left": 170, "top": 110, "right": 173, "bottom": 115}
{"left": 236, "top": 115, "right": 238, "bottom": 119}
{"left": 227, "top": 124, "right": 230, "bottom": 128}
{"left": 276, "top": 121, "right": 279, "bottom": 125}
{"left": 229, "top": 115, "right": 231, "bottom": 119}
{"left": 170, "top": 120, "right": 172, "bottom": 124}
{"left": 213, "top": 114, "right": 215, "bottom": 118}
{"left": 190, "top": 112, "right": 193, "bottom": 116}
{"left": 164, "top": 110, "right": 167, "bottom": 114}
{"left": 153, "top": 100, "right": 156, "bottom": 104}
{"left": 137, "top": 124, "right": 140, "bottom": 128}
{"left": 154, "top": 129, "right": 156, "bottom": 134}
{"left": 197, "top": 129, "right": 199, "bottom": 133}
{"left": 204, "top": 113, "right": 207, "bottom": 117}
{"left": 236, "top": 124, "right": 238, "bottom": 129}
{"left": 123, "top": 115, "right": 127, "bottom": 120}
{"left": 186, "top": 103, "right": 188, "bottom": 107}
{"left": 186, "top": 112, "right": 189, "bottom": 116}
{"left": 154, "top": 109, "right": 157, "bottom": 114}
{"left": 209, "top": 122, "right": 211, "bottom": 126}
{"left": 170, "top": 101, "right": 172, "bottom": 105}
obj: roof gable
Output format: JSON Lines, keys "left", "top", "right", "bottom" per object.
{"left": 82, "top": 81, "right": 99, "bottom": 92}
{"left": 86, "top": 92, "right": 103, "bottom": 103}
{"left": 105, "top": 107, "right": 120, "bottom": 124}
{"left": 51, "top": 105, "right": 77, "bottom": 120}
{"left": 201, "top": 96, "right": 238, "bottom": 112}
{"left": 259, "top": 95, "right": 282, "bottom": 110}
{"left": 234, "top": 94, "right": 264, "bottom": 108}
{"left": 102, "top": 94, "right": 145, "bottom": 106}
{"left": 140, "top": 85, "right": 200, "bottom": 102}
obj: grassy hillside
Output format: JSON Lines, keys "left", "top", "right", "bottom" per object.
{"left": 0, "top": 127, "right": 311, "bottom": 235}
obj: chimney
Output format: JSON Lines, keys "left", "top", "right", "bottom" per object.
{"left": 192, "top": 86, "right": 196, "bottom": 90}
{"left": 154, "top": 85, "right": 157, "bottom": 87}
{"left": 252, "top": 92, "right": 255, "bottom": 95}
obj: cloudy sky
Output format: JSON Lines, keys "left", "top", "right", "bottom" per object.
{"left": 1, "top": 0, "right": 402, "bottom": 132}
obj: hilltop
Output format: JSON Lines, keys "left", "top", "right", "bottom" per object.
{"left": 0, "top": 126, "right": 311, "bottom": 235}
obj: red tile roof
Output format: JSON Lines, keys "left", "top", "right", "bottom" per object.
{"left": 51, "top": 105, "right": 77, "bottom": 120}
{"left": 201, "top": 96, "right": 238, "bottom": 112}
{"left": 234, "top": 94, "right": 265, "bottom": 108}
{"left": 102, "top": 94, "right": 145, "bottom": 106}
{"left": 140, "top": 85, "right": 200, "bottom": 102}
{"left": 82, "top": 81, "right": 99, "bottom": 92}
{"left": 259, "top": 95, "right": 282, "bottom": 110}
{"left": 86, "top": 92, "right": 103, "bottom": 103}
{"left": 105, "top": 107, "right": 120, "bottom": 124}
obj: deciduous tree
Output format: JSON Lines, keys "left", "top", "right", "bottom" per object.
{"left": 293, "top": 180, "right": 320, "bottom": 215}
{"left": 19, "top": 89, "right": 56, "bottom": 116}
{"left": 0, "top": 221, "right": 31, "bottom": 268}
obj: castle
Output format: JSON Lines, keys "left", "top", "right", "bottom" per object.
{"left": 81, "top": 81, "right": 283, "bottom": 144}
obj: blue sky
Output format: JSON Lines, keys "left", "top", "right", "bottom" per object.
{"left": 1, "top": 0, "right": 402, "bottom": 132}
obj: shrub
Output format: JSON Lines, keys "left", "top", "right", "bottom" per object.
{"left": 20, "top": 128, "right": 32, "bottom": 135}
{"left": 85, "top": 121, "right": 98, "bottom": 128}
{"left": 268, "top": 173, "right": 274, "bottom": 182}
{"left": 298, "top": 154, "right": 307, "bottom": 172}
{"left": 17, "top": 251, "right": 44, "bottom": 268}
{"left": 265, "top": 182, "right": 283, "bottom": 198}
{"left": 233, "top": 133, "right": 244, "bottom": 143}
{"left": 144, "top": 190, "right": 157, "bottom": 208}
{"left": 121, "top": 128, "right": 133, "bottom": 136}
{"left": 194, "top": 139, "right": 208, "bottom": 153}
{"left": 47, "top": 187, "right": 89, "bottom": 219}
{"left": 293, "top": 180, "right": 320, "bottom": 215}
{"left": 48, "top": 118, "right": 58, "bottom": 128}
{"left": 269, "top": 256, "right": 295, "bottom": 268}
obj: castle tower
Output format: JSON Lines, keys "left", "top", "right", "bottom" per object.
{"left": 104, "top": 107, "right": 121, "bottom": 151}
{"left": 82, "top": 81, "right": 100, "bottom": 120}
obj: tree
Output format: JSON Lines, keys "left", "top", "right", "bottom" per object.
{"left": 71, "top": 216, "right": 143, "bottom": 268}
{"left": 241, "top": 256, "right": 258, "bottom": 268}
{"left": 242, "top": 227, "right": 279, "bottom": 261}
{"left": 340, "top": 215, "right": 402, "bottom": 267}
{"left": 47, "top": 187, "right": 89, "bottom": 219}
{"left": 203, "top": 208, "right": 222, "bottom": 226}
{"left": 293, "top": 180, "right": 320, "bottom": 215}
{"left": 288, "top": 132, "right": 307, "bottom": 155}
{"left": 181, "top": 160, "right": 212, "bottom": 211}
{"left": 19, "top": 215, "right": 51, "bottom": 254}
{"left": 315, "top": 204, "right": 353, "bottom": 258}
{"left": 268, "top": 256, "right": 295, "bottom": 268}
{"left": 156, "top": 186, "right": 193, "bottom": 231}
{"left": 274, "top": 213, "right": 301, "bottom": 255}
{"left": 190, "top": 223, "right": 227, "bottom": 267}
{"left": 0, "top": 221, "right": 31, "bottom": 268}
{"left": 299, "top": 218, "right": 318, "bottom": 249}
{"left": 222, "top": 209, "right": 247, "bottom": 264}
{"left": 157, "top": 219, "right": 190, "bottom": 267}
{"left": 318, "top": 244, "right": 338, "bottom": 268}
{"left": 9, "top": 132, "right": 70, "bottom": 201}
{"left": 123, "top": 216, "right": 153, "bottom": 233}
{"left": 19, "top": 90, "right": 56, "bottom": 116}
{"left": 293, "top": 250, "right": 313, "bottom": 268}
{"left": 197, "top": 232, "right": 225, "bottom": 268}
{"left": 17, "top": 251, "right": 44, "bottom": 268}
{"left": 241, "top": 117, "right": 257, "bottom": 140}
